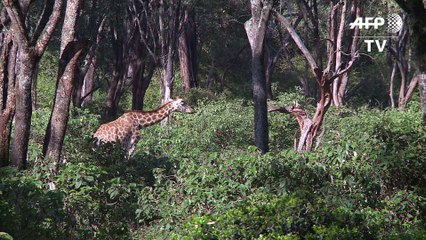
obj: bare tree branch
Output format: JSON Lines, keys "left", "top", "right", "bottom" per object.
{"left": 35, "top": 0, "right": 64, "bottom": 56}
{"left": 2, "top": 0, "right": 29, "bottom": 44}
{"left": 273, "top": 9, "right": 320, "bottom": 78}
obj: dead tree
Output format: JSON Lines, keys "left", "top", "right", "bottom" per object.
{"left": 271, "top": 2, "right": 359, "bottom": 152}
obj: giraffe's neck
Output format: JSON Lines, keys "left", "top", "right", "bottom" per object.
{"left": 135, "top": 101, "right": 174, "bottom": 127}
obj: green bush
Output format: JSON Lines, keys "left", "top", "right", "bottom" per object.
{"left": 1, "top": 97, "right": 425, "bottom": 239}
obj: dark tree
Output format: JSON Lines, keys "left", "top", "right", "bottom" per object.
{"left": 394, "top": 0, "right": 426, "bottom": 124}
{"left": 72, "top": 0, "right": 106, "bottom": 108}
{"left": 245, "top": 0, "right": 273, "bottom": 153}
{"left": 130, "top": 0, "right": 157, "bottom": 111}
{"left": 0, "top": 26, "right": 16, "bottom": 167}
{"left": 178, "top": 5, "right": 198, "bottom": 93}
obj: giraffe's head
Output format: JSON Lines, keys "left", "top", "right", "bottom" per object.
{"left": 170, "top": 97, "right": 195, "bottom": 113}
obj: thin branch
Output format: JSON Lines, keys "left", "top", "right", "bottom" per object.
{"left": 30, "top": 0, "right": 54, "bottom": 45}
{"left": 35, "top": 0, "right": 64, "bottom": 57}
{"left": 2, "top": 0, "right": 28, "bottom": 45}
{"left": 330, "top": 51, "right": 359, "bottom": 81}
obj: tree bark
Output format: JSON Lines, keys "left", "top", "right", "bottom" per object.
{"left": 389, "top": 63, "right": 397, "bottom": 109}
{"left": 0, "top": 32, "right": 16, "bottom": 167}
{"left": 245, "top": 0, "right": 273, "bottom": 153}
{"left": 332, "top": 0, "right": 360, "bottom": 107}
{"left": 74, "top": 11, "right": 106, "bottom": 108}
{"left": 104, "top": 10, "right": 131, "bottom": 121}
{"left": 105, "top": 30, "right": 126, "bottom": 120}
{"left": 160, "top": 0, "right": 181, "bottom": 105}
{"left": 178, "top": 5, "right": 198, "bottom": 93}
{"left": 43, "top": 0, "right": 85, "bottom": 164}
{"left": 2, "top": 0, "right": 64, "bottom": 170}
{"left": 158, "top": 0, "right": 181, "bottom": 124}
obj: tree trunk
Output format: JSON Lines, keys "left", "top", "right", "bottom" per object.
{"left": 273, "top": 3, "right": 358, "bottom": 151}
{"left": 178, "top": 6, "right": 198, "bottom": 93}
{"left": 105, "top": 23, "right": 127, "bottom": 120}
{"left": 389, "top": 63, "right": 397, "bottom": 109}
{"left": 332, "top": 0, "right": 347, "bottom": 107}
{"left": 245, "top": 0, "right": 273, "bottom": 153}
{"left": 132, "top": 60, "right": 155, "bottom": 111}
{"left": 394, "top": 0, "right": 426, "bottom": 124}
{"left": 72, "top": 69, "right": 84, "bottom": 108}
{"left": 159, "top": 0, "right": 181, "bottom": 125}
{"left": 332, "top": 0, "right": 360, "bottom": 107}
{"left": 160, "top": 0, "right": 181, "bottom": 104}
{"left": 31, "top": 63, "right": 39, "bottom": 110}
{"left": 81, "top": 62, "right": 95, "bottom": 106}
{"left": 11, "top": 46, "right": 35, "bottom": 169}
{"left": 74, "top": 14, "right": 106, "bottom": 108}
{"left": 105, "top": 52, "right": 125, "bottom": 120}
{"left": 3, "top": 0, "right": 64, "bottom": 170}
{"left": 43, "top": 0, "right": 85, "bottom": 164}
{"left": 0, "top": 33, "right": 16, "bottom": 167}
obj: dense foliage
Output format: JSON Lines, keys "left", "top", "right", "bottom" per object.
{"left": 1, "top": 91, "right": 425, "bottom": 239}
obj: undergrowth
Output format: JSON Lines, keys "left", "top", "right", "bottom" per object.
{"left": 1, "top": 96, "right": 425, "bottom": 239}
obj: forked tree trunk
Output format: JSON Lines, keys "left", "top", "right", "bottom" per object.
{"left": 2, "top": 0, "right": 64, "bottom": 170}
{"left": 245, "top": 0, "right": 273, "bottom": 153}
{"left": 272, "top": 3, "right": 358, "bottom": 151}
{"left": 332, "top": 0, "right": 360, "bottom": 107}
{"left": 387, "top": 13, "right": 418, "bottom": 110}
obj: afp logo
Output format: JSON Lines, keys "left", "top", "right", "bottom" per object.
{"left": 349, "top": 14, "right": 403, "bottom": 33}
{"left": 350, "top": 14, "right": 403, "bottom": 52}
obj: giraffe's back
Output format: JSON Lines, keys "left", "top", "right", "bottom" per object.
{"left": 94, "top": 114, "right": 135, "bottom": 144}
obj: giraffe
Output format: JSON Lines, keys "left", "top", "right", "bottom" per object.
{"left": 94, "top": 97, "right": 195, "bottom": 157}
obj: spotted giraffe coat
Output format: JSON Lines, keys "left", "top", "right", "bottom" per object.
{"left": 93, "top": 98, "right": 195, "bottom": 157}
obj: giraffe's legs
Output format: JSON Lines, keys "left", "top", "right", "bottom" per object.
{"left": 126, "top": 133, "right": 140, "bottom": 159}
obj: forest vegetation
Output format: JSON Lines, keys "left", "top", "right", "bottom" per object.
{"left": 0, "top": 0, "right": 425, "bottom": 239}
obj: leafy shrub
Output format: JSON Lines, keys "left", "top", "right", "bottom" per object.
{"left": 2, "top": 98, "right": 425, "bottom": 239}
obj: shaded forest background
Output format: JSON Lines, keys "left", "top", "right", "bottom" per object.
{"left": 0, "top": 0, "right": 425, "bottom": 239}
